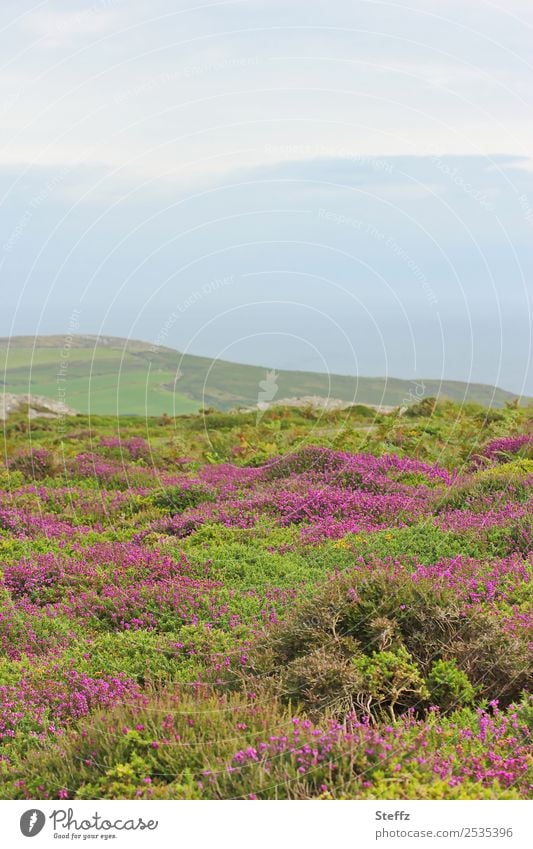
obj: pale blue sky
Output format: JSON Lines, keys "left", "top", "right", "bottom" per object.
{"left": 0, "top": 1, "right": 532, "bottom": 393}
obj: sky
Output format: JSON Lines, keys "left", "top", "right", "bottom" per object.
{"left": 0, "top": 0, "right": 532, "bottom": 394}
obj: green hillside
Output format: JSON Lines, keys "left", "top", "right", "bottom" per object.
{"left": 0, "top": 334, "right": 526, "bottom": 415}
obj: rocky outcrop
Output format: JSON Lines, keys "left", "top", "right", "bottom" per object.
{"left": 271, "top": 396, "right": 398, "bottom": 412}
{"left": 237, "top": 396, "right": 401, "bottom": 413}
{"left": 0, "top": 394, "right": 78, "bottom": 421}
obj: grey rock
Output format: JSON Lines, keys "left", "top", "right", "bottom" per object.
{"left": 0, "top": 393, "right": 78, "bottom": 421}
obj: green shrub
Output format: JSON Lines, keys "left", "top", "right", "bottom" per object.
{"left": 352, "top": 647, "right": 429, "bottom": 720}
{"left": 404, "top": 397, "right": 438, "bottom": 417}
{"left": 436, "top": 462, "right": 533, "bottom": 513}
{"left": 486, "top": 516, "right": 533, "bottom": 557}
{"left": 427, "top": 659, "right": 476, "bottom": 712}
{"left": 151, "top": 484, "right": 214, "bottom": 512}
{"left": 242, "top": 567, "right": 532, "bottom": 713}
{"left": 341, "top": 525, "right": 486, "bottom": 563}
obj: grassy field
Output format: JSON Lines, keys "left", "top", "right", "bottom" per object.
{"left": 0, "top": 398, "right": 531, "bottom": 799}
{"left": 1, "top": 335, "right": 527, "bottom": 415}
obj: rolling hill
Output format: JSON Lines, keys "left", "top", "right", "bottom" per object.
{"left": 0, "top": 334, "right": 527, "bottom": 416}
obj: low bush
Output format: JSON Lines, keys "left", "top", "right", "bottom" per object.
{"left": 151, "top": 484, "right": 215, "bottom": 513}
{"left": 8, "top": 448, "right": 56, "bottom": 480}
{"left": 240, "top": 566, "right": 532, "bottom": 715}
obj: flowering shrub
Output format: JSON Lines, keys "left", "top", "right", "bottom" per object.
{"left": 478, "top": 435, "right": 532, "bottom": 464}
{"left": 8, "top": 448, "right": 56, "bottom": 480}
{"left": 100, "top": 436, "right": 151, "bottom": 461}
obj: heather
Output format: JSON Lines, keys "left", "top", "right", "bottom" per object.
{"left": 0, "top": 399, "right": 531, "bottom": 799}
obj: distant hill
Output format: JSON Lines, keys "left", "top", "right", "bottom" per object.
{"left": 0, "top": 335, "right": 527, "bottom": 416}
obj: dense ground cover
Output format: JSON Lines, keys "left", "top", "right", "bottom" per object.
{"left": 0, "top": 399, "right": 531, "bottom": 799}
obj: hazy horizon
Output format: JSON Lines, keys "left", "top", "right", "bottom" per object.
{"left": 0, "top": 330, "right": 528, "bottom": 399}
{"left": 1, "top": 1, "right": 532, "bottom": 395}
